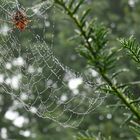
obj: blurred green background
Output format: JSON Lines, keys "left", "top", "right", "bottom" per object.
{"left": 0, "top": 0, "right": 140, "bottom": 140}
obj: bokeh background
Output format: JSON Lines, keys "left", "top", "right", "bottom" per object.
{"left": 0, "top": 0, "right": 140, "bottom": 139}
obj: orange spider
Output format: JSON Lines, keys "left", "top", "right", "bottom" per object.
{"left": 0, "top": 7, "right": 30, "bottom": 31}
{"left": 12, "top": 9, "right": 30, "bottom": 31}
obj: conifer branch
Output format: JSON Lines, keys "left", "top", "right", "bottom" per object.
{"left": 54, "top": 0, "right": 140, "bottom": 119}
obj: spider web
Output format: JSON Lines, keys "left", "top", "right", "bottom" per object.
{"left": 0, "top": 0, "right": 106, "bottom": 128}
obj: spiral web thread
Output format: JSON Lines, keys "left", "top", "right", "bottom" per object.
{"left": 0, "top": 0, "right": 106, "bottom": 128}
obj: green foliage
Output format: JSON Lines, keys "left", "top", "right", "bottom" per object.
{"left": 0, "top": 0, "right": 140, "bottom": 139}
{"left": 55, "top": 0, "right": 140, "bottom": 118}
{"left": 76, "top": 133, "right": 96, "bottom": 140}
{"left": 54, "top": 0, "right": 140, "bottom": 139}
{"left": 76, "top": 132, "right": 112, "bottom": 140}
{"left": 120, "top": 36, "right": 140, "bottom": 65}
{"left": 130, "top": 120, "right": 140, "bottom": 138}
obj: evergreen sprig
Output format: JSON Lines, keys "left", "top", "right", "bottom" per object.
{"left": 54, "top": 0, "right": 140, "bottom": 130}
{"left": 76, "top": 132, "right": 111, "bottom": 140}
{"left": 120, "top": 36, "right": 140, "bottom": 65}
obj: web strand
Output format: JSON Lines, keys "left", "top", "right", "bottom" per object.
{"left": 0, "top": 0, "right": 106, "bottom": 128}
